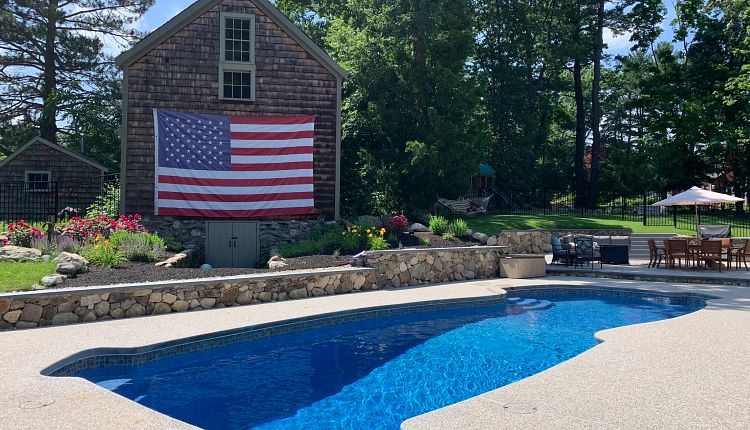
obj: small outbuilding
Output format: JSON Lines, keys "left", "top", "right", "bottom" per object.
{"left": 0, "top": 137, "right": 109, "bottom": 221}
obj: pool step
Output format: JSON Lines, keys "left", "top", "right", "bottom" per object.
{"left": 506, "top": 297, "right": 554, "bottom": 311}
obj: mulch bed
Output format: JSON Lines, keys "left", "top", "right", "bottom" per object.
{"left": 57, "top": 254, "right": 351, "bottom": 289}
{"left": 54, "top": 232, "right": 483, "bottom": 289}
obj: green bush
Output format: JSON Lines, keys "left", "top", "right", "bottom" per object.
{"left": 442, "top": 232, "right": 455, "bottom": 241}
{"left": 428, "top": 216, "right": 449, "bottom": 235}
{"left": 109, "top": 231, "right": 165, "bottom": 262}
{"left": 449, "top": 218, "right": 468, "bottom": 237}
{"left": 280, "top": 226, "right": 344, "bottom": 258}
{"left": 82, "top": 239, "right": 126, "bottom": 267}
{"left": 368, "top": 235, "right": 390, "bottom": 250}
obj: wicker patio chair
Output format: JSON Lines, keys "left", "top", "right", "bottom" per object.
{"left": 730, "top": 240, "right": 749, "bottom": 271}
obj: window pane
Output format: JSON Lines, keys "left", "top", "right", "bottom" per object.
{"left": 241, "top": 19, "right": 249, "bottom": 30}
{"left": 241, "top": 72, "right": 250, "bottom": 85}
{"left": 241, "top": 30, "right": 250, "bottom": 41}
{"left": 224, "top": 71, "right": 233, "bottom": 84}
{"left": 241, "top": 52, "right": 249, "bottom": 62}
{"left": 224, "top": 84, "right": 233, "bottom": 98}
{"left": 241, "top": 42, "right": 249, "bottom": 52}
{"left": 241, "top": 86, "right": 251, "bottom": 99}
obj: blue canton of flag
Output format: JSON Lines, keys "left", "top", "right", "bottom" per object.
{"left": 156, "top": 110, "right": 232, "bottom": 171}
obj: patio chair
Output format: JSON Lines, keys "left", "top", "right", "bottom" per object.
{"left": 699, "top": 240, "right": 723, "bottom": 271}
{"left": 730, "top": 239, "right": 749, "bottom": 271}
{"left": 664, "top": 239, "right": 689, "bottom": 269}
{"left": 647, "top": 239, "right": 665, "bottom": 268}
{"left": 573, "top": 236, "right": 601, "bottom": 269}
{"left": 550, "top": 236, "right": 569, "bottom": 266}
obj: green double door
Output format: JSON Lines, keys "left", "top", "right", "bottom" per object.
{"left": 205, "top": 221, "right": 259, "bottom": 268}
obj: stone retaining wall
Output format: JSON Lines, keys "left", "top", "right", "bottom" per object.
{"left": 496, "top": 229, "right": 632, "bottom": 254}
{"left": 359, "top": 246, "right": 506, "bottom": 287}
{"left": 0, "top": 246, "right": 508, "bottom": 330}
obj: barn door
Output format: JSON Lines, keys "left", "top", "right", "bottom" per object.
{"left": 232, "top": 222, "right": 259, "bottom": 268}
{"left": 205, "top": 221, "right": 259, "bottom": 268}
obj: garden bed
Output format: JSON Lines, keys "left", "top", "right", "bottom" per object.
{"left": 56, "top": 255, "right": 352, "bottom": 288}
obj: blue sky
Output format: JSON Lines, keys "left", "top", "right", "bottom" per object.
{"left": 125, "top": 0, "right": 679, "bottom": 58}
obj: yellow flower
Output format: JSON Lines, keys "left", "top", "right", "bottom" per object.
{"left": 103, "top": 240, "right": 110, "bottom": 246}
{"left": 379, "top": 228, "right": 386, "bottom": 236}
{"left": 94, "top": 244, "right": 101, "bottom": 250}
{"left": 368, "top": 233, "right": 373, "bottom": 237}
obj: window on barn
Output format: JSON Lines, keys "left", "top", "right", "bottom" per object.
{"left": 25, "top": 171, "right": 51, "bottom": 192}
{"left": 219, "top": 12, "right": 255, "bottom": 101}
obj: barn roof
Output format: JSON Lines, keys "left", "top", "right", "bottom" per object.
{"left": 0, "top": 137, "right": 109, "bottom": 173}
{"left": 115, "top": 0, "right": 348, "bottom": 80}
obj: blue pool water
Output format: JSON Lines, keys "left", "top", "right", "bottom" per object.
{"left": 76, "top": 293, "right": 702, "bottom": 429}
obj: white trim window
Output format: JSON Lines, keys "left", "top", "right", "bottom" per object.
{"left": 25, "top": 170, "right": 51, "bottom": 192}
{"left": 219, "top": 12, "right": 256, "bottom": 101}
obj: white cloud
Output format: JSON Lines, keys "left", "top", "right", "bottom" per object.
{"left": 604, "top": 27, "right": 635, "bottom": 54}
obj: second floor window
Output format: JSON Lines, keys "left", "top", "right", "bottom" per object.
{"left": 219, "top": 13, "right": 255, "bottom": 101}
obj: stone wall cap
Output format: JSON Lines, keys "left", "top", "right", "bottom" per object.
{"left": 501, "top": 229, "right": 632, "bottom": 233}
{"left": 0, "top": 266, "right": 374, "bottom": 300}
{"left": 503, "top": 254, "right": 546, "bottom": 259}
{"left": 363, "top": 246, "right": 508, "bottom": 255}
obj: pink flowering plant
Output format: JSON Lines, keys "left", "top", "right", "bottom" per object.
{"left": 385, "top": 212, "right": 409, "bottom": 232}
{"left": 60, "top": 214, "right": 145, "bottom": 242}
{"left": 5, "top": 220, "right": 44, "bottom": 247}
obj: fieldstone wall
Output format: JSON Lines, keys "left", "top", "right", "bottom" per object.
{"left": 0, "top": 246, "right": 509, "bottom": 330}
{"left": 359, "top": 246, "right": 507, "bottom": 287}
{"left": 0, "top": 268, "right": 375, "bottom": 330}
{"left": 143, "top": 215, "right": 330, "bottom": 255}
{"left": 496, "top": 229, "right": 632, "bottom": 254}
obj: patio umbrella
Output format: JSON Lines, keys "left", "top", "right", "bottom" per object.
{"left": 653, "top": 186, "right": 744, "bottom": 236}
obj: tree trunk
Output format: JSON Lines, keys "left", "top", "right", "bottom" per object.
{"left": 39, "top": 0, "right": 58, "bottom": 143}
{"left": 589, "top": 0, "right": 604, "bottom": 208}
{"left": 573, "top": 56, "right": 587, "bottom": 208}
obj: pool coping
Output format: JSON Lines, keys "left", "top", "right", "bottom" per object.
{"left": 0, "top": 277, "right": 748, "bottom": 430}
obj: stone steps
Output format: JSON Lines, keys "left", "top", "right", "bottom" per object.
{"left": 629, "top": 233, "right": 677, "bottom": 258}
{"left": 507, "top": 297, "right": 554, "bottom": 311}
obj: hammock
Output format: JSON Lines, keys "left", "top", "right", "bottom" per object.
{"left": 437, "top": 196, "right": 491, "bottom": 216}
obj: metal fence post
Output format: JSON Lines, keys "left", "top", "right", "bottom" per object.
{"left": 673, "top": 206, "right": 677, "bottom": 227}
{"left": 642, "top": 193, "right": 647, "bottom": 226}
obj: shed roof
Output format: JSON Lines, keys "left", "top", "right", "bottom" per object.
{"left": 115, "top": 0, "right": 348, "bottom": 80}
{"left": 478, "top": 163, "right": 495, "bottom": 177}
{"left": 0, "top": 137, "right": 109, "bottom": 173}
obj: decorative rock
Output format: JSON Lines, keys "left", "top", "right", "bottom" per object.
{"left": 82, "top": 312, "right": 97, "bottom": 322}
{"left": 93, "top": 301, "right": 110, "bottom": 317}
{"left": 410, "top": 223, "right": 430, "bottom": 232}
{"left": 221, "top": 287, "right": 239, "bottom": 305}
{"left": 258, "top": 292, "right": 273, "bottom": 302}
{"left": 171, "top": 300, "right": 189, "bottom": 312}
{"left": 54, "top": 252, "right": 88, "bottom": 274}
{"left": 466, "top": 229, "right": 473, "bottom": 236}
{"left": 51, "top": 312, "right": 78, "bottom": 326}
{"left": 472, "top": 232, "right": 488, "bottom": 243}
{"left": 189, "top": 299, "right": 201, "bottom": 309}
{"left": 19, "top": 304, "right": 43, "bottom": 322}
{"left": 125, "top": 303, "right": 146, "bottom": 317}
{"left": 110, "top": 308, "right": 125, "bottom": 319}
{"left": 148, "top": 292, "right": 162, "bottom": 303}
{"left": 155, "top": 253, "right": 190, "bottom": 268}
{"left": 0, "top": 245, "right": 42, "bottom": 262}
{"left": 41, "top": 274, "right": 66, "bottom": 287}
{"left": 3, "top": 310, "right": 22, "bottom": 324}
{"left": 487, "top": 236, "right": 498, "bottom": 246}
{"left": 153, "top": 303, "right": 171, "bottom": 315}
{"left": 57, "top": 301, "right": 75, "bottom": 313}
{"left": 268, "top": 255, "right": 288, "bottom": 269}
{"left": 200, "top": 264, "right": 212, "bottom": 270}
{"left": 199, "top": 298, "right": 216, "bottom": 309}
{"left": 162, "top": 293, "right": 177, "bottom": 304}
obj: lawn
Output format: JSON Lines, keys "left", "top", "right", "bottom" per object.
{"left": 465, "top": 214, "right": 696, "bottom": 236}
{"left": 0, "top": 261, "right": 58, "bottom": 292}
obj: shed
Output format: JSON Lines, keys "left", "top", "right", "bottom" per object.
{"left": 0, "top": 137, "right": 109, "bottom": 221}
{"left": 471, "top": 163, "right": 495, "bottom": 195}
{"left": 115, "top": 0, "right": 347, "bottom": 264}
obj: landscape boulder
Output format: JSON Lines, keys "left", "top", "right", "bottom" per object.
{"left": 410, "top": 223, "right": 430, "bottom": 232}
{"left": 155, "top": 251, "right": 191, "bottom": 268}
{"left": 472, "top": 232, "right": 489, "bottom": 244}
{"left": 268, "top": 255, "right": 288, "bottom": 269}
{"left": 54, "top": 252, "right": 89, "bottom": 275}
{"left": 41, "top": 274, "right": 66, "bottom": 288}
{"left": 0, "top": 246, "right": 42, "bottom": 262}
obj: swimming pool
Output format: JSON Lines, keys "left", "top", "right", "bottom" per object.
{"left": 74, "top": 291, "right": 703, "bottom": 430}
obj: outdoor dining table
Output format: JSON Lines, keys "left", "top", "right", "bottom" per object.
{"left": 683, "top": 238, "right": 741, "bottom": 269}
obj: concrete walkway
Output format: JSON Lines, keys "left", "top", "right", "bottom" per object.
{"left": 0, "top": 276, "right": 748, "bottom": 430}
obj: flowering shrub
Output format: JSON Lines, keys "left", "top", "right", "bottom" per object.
{"left": 385, "top": 212, "right": 409, "bottom": 232}
{"left": 341, "top": 224, "right": 388, "bottom": 251}
{"left": 82, "top": 235, "right": 126, "bottom": 267}
{"left": 1, "top": 236, "right": 8, "bottom": 247}
{"left": 5, "top": 220, "right": 44, "bottom": 247}
{"left": 60, "top": 214, "right": 145, "bottom": 242}
{"left": 110, "top": 231, "right": 165, "bottom": 262}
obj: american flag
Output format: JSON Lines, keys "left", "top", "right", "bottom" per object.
{"left": 154, "top": 109, "right": 315, "bottom": 217}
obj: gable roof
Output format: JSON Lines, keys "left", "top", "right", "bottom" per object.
{"left": 0, "top": 137, "right": 109, "bottom": 173}
{"left": 115, "top": 0, "right": 348, "bottom": 80}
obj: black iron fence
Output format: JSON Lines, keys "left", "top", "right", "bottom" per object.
{"left": 466, "top": 188, "right": 750, "bottom": 237}
{"left": 0, "top": 174, "right": 120, "bottom": 222}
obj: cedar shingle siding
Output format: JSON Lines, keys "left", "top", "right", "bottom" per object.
{"left": 122, "top": 0, "right": 340, "bottom": 219}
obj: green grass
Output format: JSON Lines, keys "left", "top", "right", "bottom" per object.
{"left": 466, "top": 214, "right": 697, "bottom": 236}
{"left": 0, "top": 261, "right": 58, "bottom": 292}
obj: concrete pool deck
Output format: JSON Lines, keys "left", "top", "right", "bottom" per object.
{"left": 0, "top": 277, "right": 748, "bottom": 430}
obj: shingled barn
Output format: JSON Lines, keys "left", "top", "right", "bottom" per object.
{"left": 115, "top": 0, "right": 347, "bottom": 266}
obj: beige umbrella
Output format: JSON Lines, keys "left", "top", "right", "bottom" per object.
{"left": 653, "top": 186, "right": 744, "bottom": 236}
